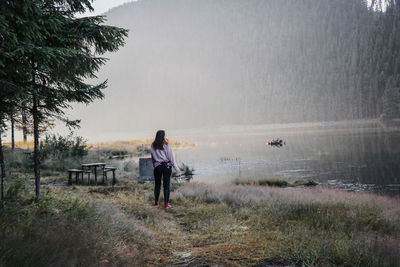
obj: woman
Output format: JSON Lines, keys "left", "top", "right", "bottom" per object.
{"left": 151, "top": 130, "right": 180, "bottom": 209}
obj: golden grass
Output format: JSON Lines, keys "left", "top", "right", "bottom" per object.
{"left": 3, "top": 140, "right": 34, "bottom": 149}
{"left": 89, "top": 138, "right": 195, "bottom": 152}
{"left": 3, "top": 138, "right": 195, "bottom": 152}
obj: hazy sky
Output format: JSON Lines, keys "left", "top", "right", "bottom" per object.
{"left": 84, "top": 0, "right": 136, "bottom": 16}
{"left": 84, "top": 0, "right": 385, "bottom": 16}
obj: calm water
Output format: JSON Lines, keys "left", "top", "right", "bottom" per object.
{"left": 172, "top": 121, "right": 400, "bottom": 196}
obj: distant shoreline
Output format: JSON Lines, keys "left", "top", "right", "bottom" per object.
{"left": 5, "top": 118, "right": 400, "bottom": 143}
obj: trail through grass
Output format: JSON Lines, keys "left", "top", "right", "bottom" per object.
{"left": 1, "top": 180, "right": 399, "bottom": 266}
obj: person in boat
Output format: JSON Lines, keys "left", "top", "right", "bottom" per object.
{"left": 150, "top": 130, "right": 181, "bottom": 209}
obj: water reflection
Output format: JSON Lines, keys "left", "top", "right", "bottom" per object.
{"left": 173, "top": 123, "right": 400, "bottom": 196}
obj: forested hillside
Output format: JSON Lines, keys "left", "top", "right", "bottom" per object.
{"left": 95, "top": 0, "right": 400, "bottom": 129}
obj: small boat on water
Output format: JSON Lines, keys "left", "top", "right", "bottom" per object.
{"left": 267, "top": 138, "right": 285, "bottom": 147}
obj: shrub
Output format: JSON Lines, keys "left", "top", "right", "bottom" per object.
{"left": 173, "top": 163, "right": 195, "bottom": 179}
{"left": 4, "top": 150, "right": 32, "bottom": 171}
{"left": 108, "top": 150, "right": 130, "bottom": 160}
{"left": 293, "top": 179, "right": 319, "bottom": 186}
{"left": 180, "top": 163, "right": 194, "bottom": 176}
{"left": 111, "top": 150, "right": 129, "bottom": 156}
{"left": 234, "top": 178, "right": 318, "bottom": 187}
{"left": 40, "top": 133, "right": 88, "bottom": 160}
{"left": 136, "top": 145, "right": 151, "bottom": 156}
{"left": 123, "top": 161, "right": 136, "bottom": 172}
{"left": 258, "top": 178, "right": 288, "bottom": 187}
{"left": 233, "top": 179, "right": 253, "bottom": 185}
{"left": 5, "top": 177, "right": 30, "bottom": 201}
{"left": 41, "top": 156, "right": 82, "bottom": 172}
{"left": 99, "top": 149, "right": 131, "bottom": 159}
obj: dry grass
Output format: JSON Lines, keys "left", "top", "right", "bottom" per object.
{"left": 1, "top": 178, "right": 399, "bottom": 266}
{"left": 3, "top": 141, "right": 35, "bottom": 149}
{"left": 0, "top": 186, "right": 154, "bottom": 266}
{"left": 89, "top": 139, "right": 195, "bottom": 153}
{"left": 175, "top": 183, "right": 400, "bottom": 266}
{"left": 3, "top": 138, "right": 195, "bottom": 152}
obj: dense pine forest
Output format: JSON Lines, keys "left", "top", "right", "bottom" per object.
{"left": 97, "top": 0, "right": 400, "bottom": 129}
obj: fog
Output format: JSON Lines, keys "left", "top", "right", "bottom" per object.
{"left": 55, "top": 0, "right": 399, "bottom": 140}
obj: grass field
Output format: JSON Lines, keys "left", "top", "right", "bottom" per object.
{"left": 0, "top": 145, "right": 399, "bottom": 266}
{"left": 1, "top": 181, "right": 399, "bottom": 266}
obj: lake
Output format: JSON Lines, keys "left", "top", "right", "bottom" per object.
{"left": 171, "top": 120, "right": 400, "bottom": 196}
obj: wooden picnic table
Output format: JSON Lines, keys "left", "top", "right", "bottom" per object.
{"left": 82, "top": 163, "right": 106, "bottom": 185}
{"left": 103, "top": 166, "right": 117, "bottom": 185}
{"left": 68, "top": 169, "right": 91, "bottom": 185}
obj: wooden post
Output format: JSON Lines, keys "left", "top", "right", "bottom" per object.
{"left": 68, "top": 171, "right": 72, "bottom": 185}
{"left": 94, "top": 166, "right": 97, "bottom": 185}
{"left": 102, "top": 165, "right": 106, "bottom": 184}
{"left": 112, "top": 170, "right": 116, "bottom": 185}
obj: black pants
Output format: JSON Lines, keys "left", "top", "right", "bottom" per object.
{"left": 154, "top": 165, "right": 172, "bottom": 204}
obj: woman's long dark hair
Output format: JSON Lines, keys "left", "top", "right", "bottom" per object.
{"left": 152, "top": 130, "right": 166, "bottom": 150}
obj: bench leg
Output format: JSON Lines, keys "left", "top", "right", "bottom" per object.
{"left": 94, "top": 167, "right": 97, "bottom": 185}
{"left": 112, "top": 170, "right": 116, "bottom": 185}
{"left": 75, "top": 172, "right": 79, "bottom": 184}
{"left": 104, "top": 171, "right": 107, "bottom": 185}
{"left": 68, "top": 172, "right": 72, "bottom": 185}
{"left": 87, "top": 172, "right": 90, "bottom": 185}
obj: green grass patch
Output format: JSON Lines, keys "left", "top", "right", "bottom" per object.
{"left": 258, "top": 178, "right": 289, "bottom": 187}
{"left": 293, "top": 179, "right": 319, "bottom": 186}
{"left": 235, "top": 178, "right": 318, "bottom": 187}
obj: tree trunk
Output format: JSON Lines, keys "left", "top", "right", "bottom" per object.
{"left": 0, "top": 134, "right": 5, "bottom": 203}
{"left": 10, "top": 113, "right": 15, "bottom": 150}
{"left": 22, "top": 108, "right": 28, "bottom": 143}
{"left": 32, "top": 96, "right": 40, "bottom": 200}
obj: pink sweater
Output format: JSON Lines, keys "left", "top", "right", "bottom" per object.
{"left": 150, "top": 143, "right": 180, "bottom": 171}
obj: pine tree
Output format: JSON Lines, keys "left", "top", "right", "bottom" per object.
{"left": 1, "top": 0, "right": 128, "bottom": 199}
{"left": 0, "top": 2, "right": 23, "bottom": 204}
{"left": 381, "top": 87, "right": 400, "bottom": 120}
{"left": 0, "top": 85, "right": 23, "bottom": 203}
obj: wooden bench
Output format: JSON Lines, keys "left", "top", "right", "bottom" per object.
{"left": 68, "top": 169, "right": 91, "bottom": 185}
{"left": 103, "top": 166, "right": 117, "bottom": 185}
{"left": 82, "top": 163, "right": 106, "bottom": 185}
{"left": 68, "top": 164, "right": 117, "bottom": 185}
